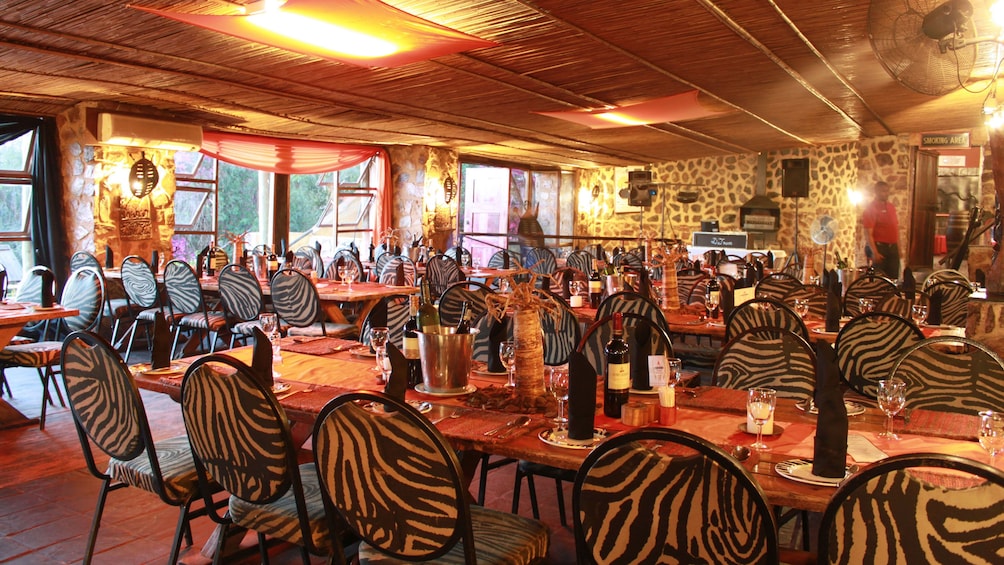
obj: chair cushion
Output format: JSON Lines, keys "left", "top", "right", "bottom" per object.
{"left": 0, "top": 341, "right": 61, "bottom": 367}
{"left": 232, "top": 320, "right": 261, "bottom": 336}
{"left": 287, "top": 322, "right": 358, "bottom": 339}
{"left": 104, "top": 297, "right": 137, "bottom": 318}
{"left": 358, "top": 504, "right": 549, "bottom": 564}
{"left": 107, "top": 435, "right": 201, "bottom": 502}
{"left": 178, "top": 311, "right": 228, "bottom": 331}
{"left": 229, "top": 462, "right": 334, "bottom": 554}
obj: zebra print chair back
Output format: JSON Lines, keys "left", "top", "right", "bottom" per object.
{"left": 523, "top": 247, "right": 557, "bottom": 276}
{"left": 182, "top": 354, "right": 339, "bottom": 559}
{"left": 537, "top": 288, "right": 580, "bottom": 366}
{"left": 565, "top": 250, "right": 593, "bottom": 274}
{"left": 313, "top": 391, "right": 550, "bottom": 563}
{"left": 270, "top": 267, "right": 323, "bottom": 329}
{"left": 378, "top": 255, "right": 416, "bottom": 287}
{"left": 293, "top": 245, "right": 323, "bottom": 273}
{"left": 926, "top": 280, "right": 971, "bottom": 327}
{"left": 891, "top": 336, "right": 1004, "bottom": 414}
{"left": 843, "top": 272, "right": 898, "bottom": 317}
{"left": 596, "top": 291, "right": 668, "bottom": 330}
{"left": 818, "top": 453, "right": 1004, "bottom": 564}
{"left": 611, "top": 251, "right": 643, "bottom": 269}
{"left": 714, "top": 327, "right": 816, "bottom": 400}
{"left": 754, "top": 272, "right": 802, "bottom": 302}
{"left": 444, "top": 246, "right": 472, "bottom": 267}
{"left": 690, "top": 273, "right": 736, "bottom": 306}
{"left": 59, "top": 267, "right": 105, "bottom": 335}
{"left": 573, "top": 427, "right": 779, "bottom": 564}
{"left": 836, "top": 312, "right": 924, "bottom": 399}
{"left": 360, "top": 295, "right": 411, "bottom": 348}
{"left": 70, "top": 251, "right": 104, "bottom": 274}
{"left": 424, "top": 255, "right": 464, "bottom": 301}
{"left": 876, "top": 290, "right": 930, "bottom": 320}
{"left": 163, "top": 260, "right": 204, "bottom": 316}
{"left": 373, "top": 251, "right": 395, "bottom": 281}
{"left": 782, "top": 284, "right": 828, "bottom": 321}
{"left": 675, "top": 270, "right": 709, "bottom": 306}
{"left": 487, "top": 249, "right": 521, "bottom": 269}
{"left": 922, "top": 268, "right": 969, "bottom": 291}
{"left": 578, "top": 313, "right": 674, "bottom": 377}
{"left": 121, "top": 256, "right": 159, "bottom": 309}
{"left": 439, "top": 281, "right": 492, "bottom": 327}
{"left": 724, "top": 297, "right": 808, "bottom": 342}
{"left": 324, "top": 249, "right": 364, "bottom": 281}
{"left": 218, "top": 263, "right": 264, "bottom": 347}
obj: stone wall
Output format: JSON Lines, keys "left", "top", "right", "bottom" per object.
{"left": 387, "top": 145, "right": 458, "bottom": 251}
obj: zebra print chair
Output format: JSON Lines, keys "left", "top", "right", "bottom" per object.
{"left": 312, "top": 391, "right": 550, "bottom": 564}
{"left": 922, "top": 268, "right": 969, "bottom": 291}
{"left": 163, "top": 260, "right": 227, "bottom": 357}
{"left": 536, "top": 288, "right": 581, "bottom": 366}
{"left": 0, "top": 266, "right": 104, "bottom": 430}
{"left": 217, "top": 262, "right": 265, "bottom": 348}
{"left": 71, "top": 251, "right": 134, "bottom": 345}
{"left": 835, "top": 312, "right": 924, "bottom": 399}
{"left": 754, "top": 272, "right": 803, "bottom": 302}
{"left": 324, "top": 249, "right": 365, "bottom": 282}
{"left": 591, "top": 292, "right": 670, "bottom": 374}
{"left": 724, "top": 297, "right": 808, "bottom": 342}
{"left": 377, "top": 255, "right": 417, "bottom": 287}
{"left": 782, "top": 283, "right": 828, "bottom": 321}
{"left": 564, "top": 249, "right": 593, "bottom": 274}
{"left": 14, "top": 265, "right": 56, "bottom": 339}
{"left": 487, "top": 249, "right": 521, "bottom": 270}
{"left": 611, "top": 251, "right": 643, "bottom": 269}
{"left": 181, "top": 354, "right": 349, "bottom": 564}
{"left": 294, "top": 245, "right": 324, "bottom": 274}
{"left": 60, "top": 331, "right": 212, "bottom": 564}
{"left": 523, "top": 247, "right": 557, "bottom": 278}
{"left": 875, "top": 290, "right": 930, "bottom": 321}
{"left": 818, "top": 453, "right": 1004, "bottom": 564}
{"left": 675, "top": 269, "right": 709, "bottom": 306}
{"left": 372, "top": 252, "right": 396, "bottom": 282}
{"left": 120, "top": 255, "right": 168, "bottom": 364}
{"left": 843, "top": 272, "right": 898, "bottom": 317}
{"left": 438, "top": 281, "right": 493, "bottom": 362}
{"left": 890, "top": 336, "right": 1004, "bottom": 415}
{"left": 925, "top": 279, "right": 971, "bottom": 327}
{"left": 573, "top": 427, "right": 780, "bottom": 564}
{"left": 270, "top": 268, "right": 357, "bottom": 339}
{"left": 444, "top": 246, "right": 473, "bottom": 267}
{"left": 424, "top": 254, "right": 465, "bottom": 302}
{"left": 359, "top": 295, "right": 411, "bottom": 349}
{"left": 713, "top": 327, "right": 816, "bottom": 400}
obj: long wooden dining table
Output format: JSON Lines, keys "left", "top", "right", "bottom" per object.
{"left": 0, "top": 302, "right": 80, "bottom": 429}
{"left": 131, "top": 336, "right": 989, "bottom": 514}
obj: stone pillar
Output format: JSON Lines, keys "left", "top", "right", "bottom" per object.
{"left": 968, "top": 298, "right": 1004, "bottom": 358}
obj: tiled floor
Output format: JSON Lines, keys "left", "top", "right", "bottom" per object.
{"left": 0, "top": 361, "right": 577, "bottom": 564}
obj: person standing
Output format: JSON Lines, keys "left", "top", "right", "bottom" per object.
{"left": 862, "top": 181, "right": 900, "bottom": 279}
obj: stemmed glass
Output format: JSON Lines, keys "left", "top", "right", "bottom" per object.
{"left": 911, "top": 304, "right": 928, "bottom": 327}
{"left": 370, "top": 326, "right": 390, "bottom": 384}
{"left": 547, "top": 366, "right": 569, "bottom": 430}
{"left": 259, "top": 313, "right": 282, "bottom": 386}
{"left": 345, "top": 263, "right": 358, "bottom": 291}
{"left": 500, "top": 340, "right": 517, "bottom": 388}
{"left": 705, "top": 288, "right": 720, "bottom": 316}
{"left": 568, "top": 280, "right": 586, "bottom": 307}
{"left": 858, "top": 297, "right": 876, "bottom": 314}
{"left": 747, "top": 387, "right": 776, "bottom": 451}
{"left": 667, "top": 357, "right": 683, "bottom": 389}
{"left": 793, "top": 298, "right": 809, "bottom": 319}
{"left": 979, "top": 410, "right": 1004, "bottom": 468}
{"left": 877, "top": 378, "right": 907, "bottom": 440}
{"left": 338, "top": 264, "right": 349, "bottom": 288}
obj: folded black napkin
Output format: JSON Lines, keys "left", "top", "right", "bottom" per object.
{"left": 284, "top": 250, "right": 295, "bottom": 267}
{"left": 395, "top": 262, "right": 405, "bottom": 286}
{"left": 314, "top": 241, "right": 322, "bottom": 253}
{"left": 249, "top": 326, "right": 273, "bottom": 389}
{"left": 755, "top": 260, "right": 765, "bottom": 281}
{"left": 567, "top": 351, "right": 597, "bottom": 442}
{"left": 766, "top": 250, "right": 774, "bottom": 269}
{"left": 825, "top": 270, "right": 841, "bottom": 332}
{"left": 368, "top": 243, "right": 375, "bottom": 262}
{"left": 721, "top": 284, "right": 735, "bottom": 319}
{"left": 151, "top": 250, "right": 159, "bottom": 273}
{"left": 977, "top": 269, "right": 986, "bottom": 287}
{"left": 0, "top": 269, "right": 7, "bottom": 300}
{"left": 927, "top": 289, "right": 943, "bottom": 325}
{"left": 629, "top": 321, "right": 652, "bottom": 391}
{"left": 195, "top": 246, "right": 208, "bottom": 278}
{"left": 279, "top": 238, "right": 287, "bottom": 256}
{"left": 901, "top": 267, "right": 915, "bottom": 302}
{"left": 502, "top": 250, "right": 510, "bottom": 269}
{"left": 40, "top": 269, "right": 53, "bottom": 308}
{"left": 151, "top": 311, "right": 173, "bottom": 370}
{"left": 812, "top": 340, "right": 848, "bottom": 478}
{"left": 693, "top": 260, "right": 701, "bottom": 272}
{"left": 745, "top": 264, "right": 756, "bottom": 287}
{"left": 637, "top": 269, "right": 652, "bottom": 301}
{"left": 455, "top": 247, "right": 464, "bottom": 266}
{"left": 487, "top": 315, "right": 509, "bottom": 373}
{"left": 382, "top": 343, "right": 409, "bottom": 411}
{"left": 104, "top": 245, "right": 114, "bottom": 270}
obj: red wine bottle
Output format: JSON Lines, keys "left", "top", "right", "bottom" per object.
{"left": 604, "top": 312, "right": 630, "bottom": 418}
{"left": 588, "top": 269, "right": 603, "bottom": 308}
{"left": 403, "top": 295, "right": 422, "bottom": 387}
{"left": 455, "top": 301, "right": 471, "bottom": 334}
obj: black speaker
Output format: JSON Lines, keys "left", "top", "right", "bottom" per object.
{"left": 781, "top": 158, "right": 809, "bottom": 198}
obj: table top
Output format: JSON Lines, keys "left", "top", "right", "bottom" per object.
{"left": 0, "top": 302, "right": 81, "bottom": 327}
{"left": 131, "top": 337, "right": 988, "bottom": 514}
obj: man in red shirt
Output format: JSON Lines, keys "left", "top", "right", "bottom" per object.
{"left": 862, "top": 181, "right": 899, "bottom": 279}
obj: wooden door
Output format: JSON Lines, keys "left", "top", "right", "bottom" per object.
{"left": 909, "top": 149, "right": 938, "bottom": 269}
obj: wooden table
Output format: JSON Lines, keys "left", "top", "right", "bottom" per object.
{"left": 132, "top": 338, "right": 988, "bottom": 514}
{"left": 0, "top": 303, "right": 80, "bottom": 429}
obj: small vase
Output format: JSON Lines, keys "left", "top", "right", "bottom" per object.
{"left": 512, "top": 308, "right": 545, "bottom": 399}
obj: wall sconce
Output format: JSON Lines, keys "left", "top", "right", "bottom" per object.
{"left": 591, "top": 185, "right": 601, "bottom": 199}
{"left": 847, "top": 187, "right": 864, "bottom": 207}
{"left": 442, "top": 175, "right": 457, "bottom": 204}
{"left": 129, "top": 152, "right": 159, "bottom": 198}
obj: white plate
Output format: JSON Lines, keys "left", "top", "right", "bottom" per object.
{"left": 811, "top": 327, "right": 838, "bottom": 335}
{"left": 143, "top": 364, "right": 186, "bottom": 377}
{"left": 796, "top": 400, "right": 866, "bottom": 417}
{"left": 470, "top": 361, "right": 507, "bottom": 377}
{"left": 775, "top": 459, "right": 852, "bottom": 487}
{"left": 271, "top": 382, "right": 291, "bottom": 393}
{"left": 738, "top": 423, "right": 785, "bottom": 436}
{"left": 364, "top": 400, "right": 432, "bottom": 414}
{"left": 538, "top": 428, "right": 605, "bottom": 450}
{"left": 350, "top": 346, "right": 376, "bottom": 358}
{"left": 414, "top": 383, "right": 477, "bottom": 397}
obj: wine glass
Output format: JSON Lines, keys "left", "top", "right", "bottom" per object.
{"left": 911, "top": 304, "right": 928, "bottom": 326}
{"left": 259, "top": 312, "right": 278, "bottom": 336}
{"left": 667, "top": 357, "right": 683, "bottom": 389}
{"left": 705, "top": 287, "right": 720, "bottom": 315}
{"left": 877, "top": 378, "right": 907, "bottom": 440}
{"left": 337, "top": 264, "right": 349, "bottom": 288}
{"left": 747, "top": 387, "right": 776, "bottom": 451}
{"left": 793, "top": 298, "right": 809, "bottom": 319}
{"left": 374, "top": 348, "right": 392, "bottom": 385}
{"left": 500, "top": 340, "right": 516, "bottom": 388}
{"left": 978, "top": 410, "right": 1004, "bottom": 468}
{"left": 568, "top": 280, "right": 586, "bottom": 307}
{"left": 345, "top": 263, "right": 359, "bottom": 291}
{"left": 858, "top": 297, "right": 875, "bottom": 314}
{"left": 547, "top": 366, "right": 569, "bottom": 430}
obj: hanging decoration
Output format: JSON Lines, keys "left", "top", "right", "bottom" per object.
{"left": 128, "top": 152, "right": 159, "bottom": 198}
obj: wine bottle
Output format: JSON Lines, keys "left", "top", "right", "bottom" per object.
{"left": 706, "top": 276, "right": 721, "bottom": 319}
{"left": 604, "top": 312, "right": 631, "bottom": 418}
{"left": 403, "top": 295, "right": 422, "bottom": 388}
{"left": 267, "top": 247, "right": 279, "bottom": 279}
{"left": 417, "top": 280, "right": 440, "bottom": 332}
{"left": 455, "top": 301, "right": 471, "bottom": 334}
{"left": 588, "top": 269, "right": 603, "bottom": 308}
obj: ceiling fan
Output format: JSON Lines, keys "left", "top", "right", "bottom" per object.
{"left": 868, "top": 0, "right": 999, "bottom": 95}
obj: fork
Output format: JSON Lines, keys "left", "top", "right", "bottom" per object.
{"left": 431, "top": 410, "right": 462, "bottom": 424}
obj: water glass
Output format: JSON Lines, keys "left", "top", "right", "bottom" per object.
{"left": 858, "top": 297, "right": 875, "bottom": 314}
{"left": 369, "top": 326, "right": 390, "bottom": 382}
{"left": 747, "top": 388, "right": 776, "bottom": 451}
{"left": 793, "top": 298, "right": 809, "bottom": 319}
{"left": 877, "top": 378, "right": 906, "bottom": 440}
{"left": 667, "top": 357, "right": 683, "bottom": 388}
{"left": 547, "top": 366, "right": 569, "bottom": 430}
{"left": 338, "top": 265, "right": 349, "bottom": 287}
{"left": 259, "top": 312, "right": 278, "bottom": 335}
{"left": 500, "top": 340, "right": 516, "bottom": 388}
{"left": 979, "top": 410, "right": 1004, "bottom": 468}
{"left": 911, "top": 304, "right": 928, "bottom": 326}
{"left": 346, "top": 263, "right": 359, "bottom": 290}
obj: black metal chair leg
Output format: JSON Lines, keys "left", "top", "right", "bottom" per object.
{"left": 555, "top": 479, "right": 567, "bottom": 527}
{"left": 83, "top": 479, "right": 112, "bottom": 565}
{"left": 168, "top": 503, "right": 191, "bottom": 564}
{"left": 525, "top": 473, "right": 540, "bottom": 519}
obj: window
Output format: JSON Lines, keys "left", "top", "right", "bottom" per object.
{"left": 0, "top": 131, "right": 36, "bottom": 284}
{"left": 291, "top": 157, "right": 380, "bottom": 253}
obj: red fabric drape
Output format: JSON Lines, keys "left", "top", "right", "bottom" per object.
{"left": 201, "top": 131, "right": 391, "bottom": 239}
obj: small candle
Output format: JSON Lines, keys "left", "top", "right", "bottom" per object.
{"left": 570, "top": 295, "right": 584, "bottom": 307}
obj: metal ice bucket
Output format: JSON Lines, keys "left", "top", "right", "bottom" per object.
{"left": 417, "top": 328, "right": 478, "bottom": 393}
